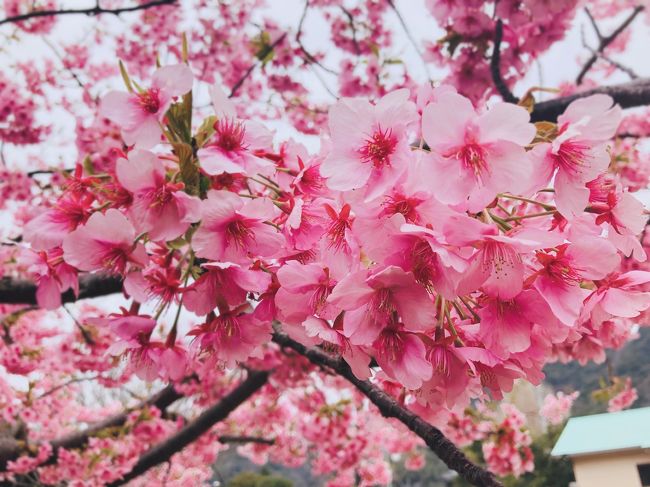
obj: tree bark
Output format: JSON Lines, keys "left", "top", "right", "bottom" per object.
{"left": 107, "top": 370, "right": 269, "bottom": 486}
{"left": 0, "top": 0, "right": 177, "bottom": 26}
{"left": 272, "top": 331, "right": 503, "bottom": 487}
{"left": 0, "top": 274, "right": 123, "bottom": 305}
{"left": 530, "top": 77, "right": 650, "bottom": 122}
{"left": 0, "top": 384, "right": 182, "bottom": 470}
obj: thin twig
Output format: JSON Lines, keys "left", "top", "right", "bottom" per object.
{"left": 229, "top": 33, "right": 288, "bottom": 99}
{"left": 41, "top": 37, "right": 98, "bottom": 103}
{"left": 530, "top": 76, "right": 650, "bottom": 122}
{"left": 35, "top": 375, "right": 100, "bottom": 400}
{"left": 295, "top": 0, "right": 338, "bottom": 75}
{"left": 576, "top": 5, "right": 645, "bottom": 85}
{"left": 584, "top": 7, "right": 603, "bottom": 41}
{"left": 585, "top": 44, "right": 639, "bottom": 80}
{"left": 340, "top": 6, "right": 361, "bottom": 56}
{"left": 0, "top": 0, "right": 177, "bottom": 26}
{"left": 62, "top": 304, "right": 96, "bottom": 346}
{"left": 386, "top": 0, "right": 431, "bottom": 78}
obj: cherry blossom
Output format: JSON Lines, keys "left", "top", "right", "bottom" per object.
{"left": 100, "top": 64, "right": 193, "bottom": 148}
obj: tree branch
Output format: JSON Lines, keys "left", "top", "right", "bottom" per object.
{"left": 271, "top": 331, "right": 503, "bottom": 487}
{"left": 584, "top": 45, "right": 639, "bottom": 80}
{"left": 107, "top": 370, "right": 269, "bottom": 486}
{"left": 296, "top": 1, "right": 338, "bottom": 75}
{"left": 0, "top": 383, "right": 183, "bottom": 470}
{"left": 0, "top": 273, "right": 123, "bottom": 305}
{"left": 576, "top": 5, "right": 645, "bottom": 85}
{"left": 0, "top": 0, "right": 178, "bottom": 26}
{"left": 218, "top": 435, "right": 275, "bottom": 445}
{"left": 490, "top": 19, "right": 518, "bottom": 103}
{"left": 386, "top": 0, "right": 430, "bottom": 78}
{"left": 229, "top": 33, "right": 288, "bottom": 99}
{"left": 340, "top": 7, "right": 361, "bottom": 56}
{"left": 530, "top": 77, "right": 650, "bottom": 122}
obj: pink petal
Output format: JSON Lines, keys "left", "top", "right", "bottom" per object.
{"left": 36, "top": 276, "right": 61, "bottom": 310}
{"left": 115, "top": 150, "right": 158, "bottom": 192}
{"left": 152, "top": 64, "right": 193, "bottom": 97}
{"left": 328, "top": 271, "right": 374, "bottom": 309}
{"left": 421, "top": 91, "right": 474, "bottom": 151}
{"left": 477, "top": 102, "right": 535, "bottom": 145}
{"left": 601, "top": 288, "right": 650, "bottom": 318}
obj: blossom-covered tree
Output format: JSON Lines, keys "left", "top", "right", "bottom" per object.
{"left": 1, "top": 1, "right": 649, "bottom": 486}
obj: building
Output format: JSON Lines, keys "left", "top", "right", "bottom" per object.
{"left": 552, "top": 406, "right": 650, "bottom": 487}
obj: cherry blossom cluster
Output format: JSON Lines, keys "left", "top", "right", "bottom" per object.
{"left": 607, "top": 377, "right": 638, "bottom": 412}
{"left": 442, "top": 403, "right": 533, "bottom": 478}
{"left": 18, "top": 61, "right": 650, "bottom": 415}
{"left": 540, "top": 391, "right": 580, "bottom": 425}
{"left": 0, "top": 301, "right": 425, "bottom": 486}
{"left": 424, "top": 0, "right": 580, "bottom": 102}
{"left": 1, "top": 1, "right": 650, "bottom": 485}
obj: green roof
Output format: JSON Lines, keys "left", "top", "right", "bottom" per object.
{"left": 552, "top": 406, "right": 650, "bottom": 457}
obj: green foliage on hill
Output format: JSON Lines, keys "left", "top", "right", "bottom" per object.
{"left": 228, "top": 471, "right": 293, "bottom": 487}
{"left": 544, "top": 327, "right": 650, "bottom": 415}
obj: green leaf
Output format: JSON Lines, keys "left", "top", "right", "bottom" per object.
{"left": 173, "top": 142, "right": 200, "bottom": 196}
{"left": 166, "top": 90, "right": 193, "bottom": 144}
{"left": 118, "top": 60, "right": 134, "bottom": 93}
{"left": 194, "top": 115, "right": 217, "bottom": 148}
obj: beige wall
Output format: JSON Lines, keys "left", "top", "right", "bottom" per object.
{"left": 572, "top": 450, "right": 650, "bottom": 487}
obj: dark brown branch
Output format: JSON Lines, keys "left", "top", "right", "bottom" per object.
{"left": 229, "top": 33, "right": 288, "bottom": 99}
{"left": 107, "top": 370, "right": 269, "bottom": 486}
{"left": 218, "top": 435, "right": 275, "bottom": 445}
{"left": 490, "top": 19, "right": 518, "bottom": 103}
{"left": 584, "top": 7, "right": 603, "bottom": 41}
{"left": 271, "top": 331, "right": 503, "bottom": 487}
{"left": 26, "top": 168, "right": 74, "bottom": 177}
{"left": 0, "top": 273, "right": 123, "bottom": 305}
{"left": 530, "top": 77, "right": 650, "bottom": 122}
{"left": 585, "top": 45, "right": 639, "bottom": 80}
{"left": 0, "top": 384, "right": 182, "bottom": 470}
{"left": 576, "top": 5, "right": 645, "bottom": 85}
{"left": 0, "top": 0, "right": 177, "bottom": 26}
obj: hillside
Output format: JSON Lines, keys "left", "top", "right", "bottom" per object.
{"left": 544, "top": 326, "right": 650, "bottom": 415}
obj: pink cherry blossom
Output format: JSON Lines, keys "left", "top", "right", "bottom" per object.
{"left": 303, "top": 316, "right": 371, "bottom": 379}
{"left": 197, "top": 85, "right": 274, "bottom": 176}
{"left": 327, "top": 266, "right": 435, "bottom": 345}
{"left": 20, "top": 248, "right": 78, "bottom": 310}
{"left": 320, "top": 89, "right": 417, "bottom": 200}
{"left": 373, "top": 324, "right": 432, "bottom": 390}
{"left": 183, "top": 261, "right": 271, "bottom": 316}
{"left": 531, "top": 239, "right": 620, "bottom": 325}
{"left": 62, "top": 209, "right": 147, "bottom": 274}
{"left": 530, "top": 95, "right": 622, "bottom": 218}
{"left": 478, "top": 289, "right": 561, "bottom": 358}
{"left": 421, "top": 90, "right": 535, "bottom": 212}
{"left": 583, "top": 270, "right": 650, "bottom": 325}
{"left": 275, "top": 260, "right": 338, "bottom": 325}
{"left": 192, "top": 190, "right": 285, "bottom": 263}
{"left": 116, "top": 149, "right": 200, "bottom": 241}
{"left": 100, "top": 64, "right": 193, "bottom": 148}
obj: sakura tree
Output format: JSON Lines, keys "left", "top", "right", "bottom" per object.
{"left": 0, "top": 1, "right": 649, "bottom": 486}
